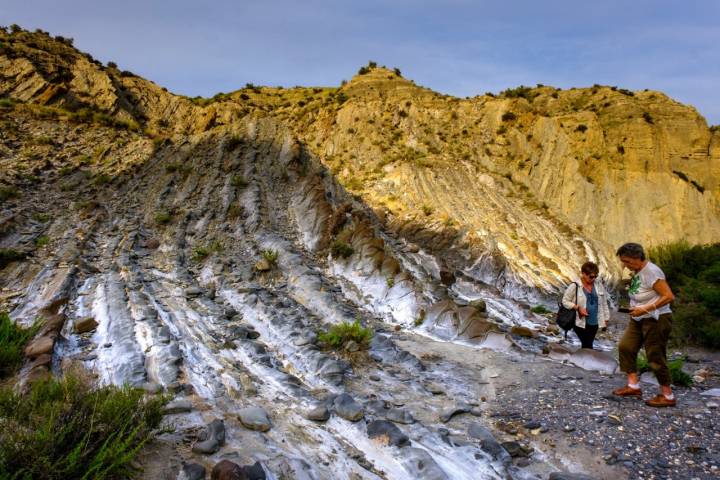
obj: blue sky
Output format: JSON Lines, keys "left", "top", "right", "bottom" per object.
{"left": 2, "top": 1, "right": 719, "bottom": 124}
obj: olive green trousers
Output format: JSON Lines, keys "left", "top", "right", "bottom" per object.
{"left": 618, "top": 313, "right": 673, "bottom": 386}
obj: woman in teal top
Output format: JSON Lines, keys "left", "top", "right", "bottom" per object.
{"left": 561, "top": 261, "right": 610, "bottom": 349}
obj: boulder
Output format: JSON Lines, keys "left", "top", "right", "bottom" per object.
{"left": 192, "top": 419, "right": 225, "bottom": 454}
{"left": 179, "top": 463, "right": 206, "bottom": 480}
{"left": 439, "top": 404, "right": 470, "bottom": 423}
{"left": 305, "top": 403, "right": 330, "bottom": 422}
{"left": 385, "top": 408, "right": 415, "bottom": 424}
{"left": 548, "top": 473, "right": 596, "bottom": 480}
{"left": 163, "top": 399, "right": 193, "bottom": 414}
{"left": 333, "top": 393, "right": 364, "bottom": 422}
{"left": 24, "top": 336, "right": 54, "bottom": 358}
{"left": 468, "top": 423, "right": 509, "bottom": 462}
{"left": 74, "top": 316, "right": 98, "bottom": 334}
{"left": 254, "top": 259, "right": 271, "bottom": 272}
{"left": 367, "top": 419, "right": 410, "bottom": 447}
{"left": 238, "top": 406, "right": 271, "bottom": 431}
{"left": 510, "top": 325, "right": 537, "bottom": 338}
{"left": 242, "top": 461, "right": 266, "bottom": 480}
{"left": 211, "top": 460, "right": 247, "bottom": 480}
{"left": 145, "top": 238, "right": 160, "bottom": 249}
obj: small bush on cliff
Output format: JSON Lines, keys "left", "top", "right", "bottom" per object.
{"left": 318, "top": 320, "right": 373, "bottom": 350}
{"left": 0, "top": 312, "right": 41, "bottom": 378}
{"left": 262, "top": 249, "right": 279, "bottom": 265}
{"left": 0, "top": 185, "right": 19, "bottom": 201}
{"left": 330, "top": 241, "right": 354, "bottom": 259}
{"left": 0, "top": 248, "right": 25, "bottom": 269}
{"left": 0, "top": 374, "right": 168, "bottom": 479}
{"left": 154, "top": 211, "right": 171, "bottom": 225}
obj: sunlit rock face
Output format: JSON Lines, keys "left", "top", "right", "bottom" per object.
{"left": 1, "top": 28, "right": 719, "bottom": 479}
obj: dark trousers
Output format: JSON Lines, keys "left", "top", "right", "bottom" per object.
{"left": 618, "top": 313, "right": 673, "bottom": 386}
{"left": 573, "top": 323, "right": 599, "bottom": 349}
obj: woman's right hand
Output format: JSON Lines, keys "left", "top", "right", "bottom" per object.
{"left": 578, "top": 307, "right": 589, "bottom": 317}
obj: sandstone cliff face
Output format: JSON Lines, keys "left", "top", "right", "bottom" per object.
{"left": 2, "top": 29, "right": 719, "bottom": 296}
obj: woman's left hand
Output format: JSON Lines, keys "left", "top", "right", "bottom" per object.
{"left": 629, "top": 307, "right": 647, "bottom": 317}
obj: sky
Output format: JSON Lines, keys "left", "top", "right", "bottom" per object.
{"left": 2, "top": 0, "right": 719, "bottom": 124}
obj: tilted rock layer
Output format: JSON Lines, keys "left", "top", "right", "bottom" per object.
{"left": 1, "top": 28, "right": 719, "bottom": 296}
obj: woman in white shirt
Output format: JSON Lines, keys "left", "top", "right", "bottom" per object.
{"left": 612, "top": 243, "right": 676, "bottom": 407}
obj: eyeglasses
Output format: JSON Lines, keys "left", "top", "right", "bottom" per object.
{"left": 583, "top": 273, "right": 598, "bottom": 279}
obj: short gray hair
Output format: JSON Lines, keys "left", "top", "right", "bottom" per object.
{"left": 616, "top": 242, "right": 645, "bottom": 260}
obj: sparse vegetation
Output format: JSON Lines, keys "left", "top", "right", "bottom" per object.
{"left": 31, "top": 213, "right": 51, "bottom": 223}
{"left": 262, "top": 249, "right": 279, "bottom": 266}
{"left": 317, "top": 320, "right": 373, "bottom": 350}
{"left": 0, "top": 248, "right": 25, "bottom": 268}
{"left": 0, "top": 373, "right": 169, "bottom": 479}
{"left": 35, "top": 236, "right": 49, "bottom": 247}
{"left": 0, "top": 185, "right": 19, "bottom": 201}
{"left": 501, "top": 112, "right": 517, "bottom": 122}
{"left": 648, "top": 241, "right": 720, "bottom": 348}
{"left": 530, "top": 305, "right": 551, "bottom": 314}
{"left": 501, "top": 85, "right": 537, "bottom": 102}
{"left": 225, "top": 135, "right": 244, "bottom": 150}
{"left": 231, "top": 175, "right": 248, "bottom": 188}
{"left": 575, "top": 124, "right": 588, "bottom": 133}
{"left": 421, "top": 204, "right": 433, "bottom": 216}
{"left": 643, "top": 112, "right": 654, "bottom": 124}
{"left": 636, "top": 352, "right": 693, "bottom": 386}
{"left": 191, "top": 241, "right": 222, "bottom": 262}
{"left": 330, "top": 241, "right": 354, "bottom": 259}
{"left": 0, "top": 312, "right": 41, "bottom": 378}
{"left": 154, "top": 211, "right": 171, "bottom": 225}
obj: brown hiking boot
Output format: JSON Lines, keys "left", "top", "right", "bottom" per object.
{"left": 645, "top": 394, "right": 676, "bottom": 408}
{"left": 612, "top": 385, "right": 642, "bottom": 397}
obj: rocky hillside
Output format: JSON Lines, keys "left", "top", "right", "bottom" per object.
{"left": 3, "top": 28, "right": 719, "bottom": 298}
{"left": 2, "top": 26, "right": 720, "bottom": 480}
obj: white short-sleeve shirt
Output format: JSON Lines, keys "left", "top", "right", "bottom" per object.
{"left": 628, "top": 261, "right": 672, "bottom": 320}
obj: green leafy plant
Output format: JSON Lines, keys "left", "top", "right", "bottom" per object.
{"left": 317, "top": 320, "right": 373, "bottom": 350}
{"left": 0, "top": 312, "right": 41, "bottom": 378}
{"left": 35, "top": 236, "right": 49, "bottom": 247}
{"left": 191, "top": 241, "right": 222, "bottom": 262}
{"left": 231, "top": 175, "right": 248, "bottom": 188}
{"left": 262, "top": 249, "right": 279, "bottom": 266}
{"left": 154, "top": 211, "right": 171, "bottom": 225}
{"left": 636, "top": 352, "right": 693, "bottom": 387}
{"left": 530, "top": 305, "right": 551, "bottom": 314}
{"left": 0, "top": 248, "right": 25, "bottom": 268}
{"left": 0, "top": 374, "right": 168, "bottom": 479}
{"left": 330, "top": 241, "right": 354, "bottom": 259}
{"left": 0, "top": 185, "right": 19, "bottom": 201}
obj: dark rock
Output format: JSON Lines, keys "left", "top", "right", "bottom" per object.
{"left": 548, "top": 474, "right": 596, "bottom": 480}
{"left": 439, "top": 269, "right": 456, "bottom": 286}
{"left": 468, "top": 423, "right": 510, "bottom": 462}
{"left": 192, "top": 419, "right": 225, "bottom": 454}
{"left": 180, "top": 463, "right": 206, "bottom": 480}
{"left": 501, "top": 441, "right": 526, "bottom": 458}
{"left": 305, "top": 403, "right": 330, "bottom": 422}
{"left": 523, "top": 420, "right": 541, "bottom": 429}
{"left": 211, "top": 460, "right": 248, "bottom": 480}
{"left": 145, "top": 238, "right": 160, "bottom": 249}
{"left": 333, "top": 393, "right": 364, "bottom": 422}
{"left": 185, "top": 287, "right": 203, "bottom": 297}
{"left": 367, "top": 419, "right": 410, "bottom": 447}
{"left": 241, "top": 461, "right": 266, "bottom": 480}
{"left": 386, "top": 408, "right": 415, "bottom": 424}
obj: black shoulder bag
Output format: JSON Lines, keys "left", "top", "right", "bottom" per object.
{"left": 556, "top": 282, "right": 578, "bottom": 339}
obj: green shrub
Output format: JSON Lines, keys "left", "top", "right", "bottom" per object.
{"left": 0, "top": 248, "right": 25, "bottom": 268}
{"left": 642, "top": 112, "right": 654, "bottom": 124}
{"left": 0, "top": 374, "right": 168, "bottom": 479}
{"left": 318, "top": 320, "right": 373, "bottom": 350}
{"left": 0, "top": 185, "right": 19, "bottom": 201}
{"left": 648, "top": 241, "right": 720, "bottom": 348}
{"left": 636, "top": 352, "right": 692, "bottom": 386}
{"left": 191, "top": 241, "right": 222, "bottom": 262}
{"left": 262, "top": 249, "right": 278, "bottom": 265}
{"left": 0, "top": 312, "right": 41, "bottom": 378}
{"left": 92, "top": 174, "right": 112, "bottom": 186}
{"left": 575, "top": 124, "right": 588, "bottom": 133}
{"left": 0, "top": 98, "right": 16, "bottom": 109}
{"left": 530, "top": 305, "right": 551, "bottom": 314}
{"left": 500, "top": 85, "right": 537, "bottom": 101}
{"left": 330, "top": 241, "right": 354, "bottom": 259}
{"left": 225, "top": 135, "right": 244, "bottom": 151}
{"left": 501, "top": 112, "right": 517, "bottom": 122}
{"left": 154, "top": 211, "right": 171, "bottom": 225}
{"left": 231, "top": 175, "right": 248, "bottom": 188}
{"left": 35, "top": 236, "right": 49, "bottom": 247}
{"left": 31, "top": 213, "right": 51, "bottom": 223}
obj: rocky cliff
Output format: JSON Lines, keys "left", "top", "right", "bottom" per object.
{"left": 2, "top": 27, "right": 720, "bottom": 480}
{"left": 3, "top": 29, "right": 718, "bottom": 299}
